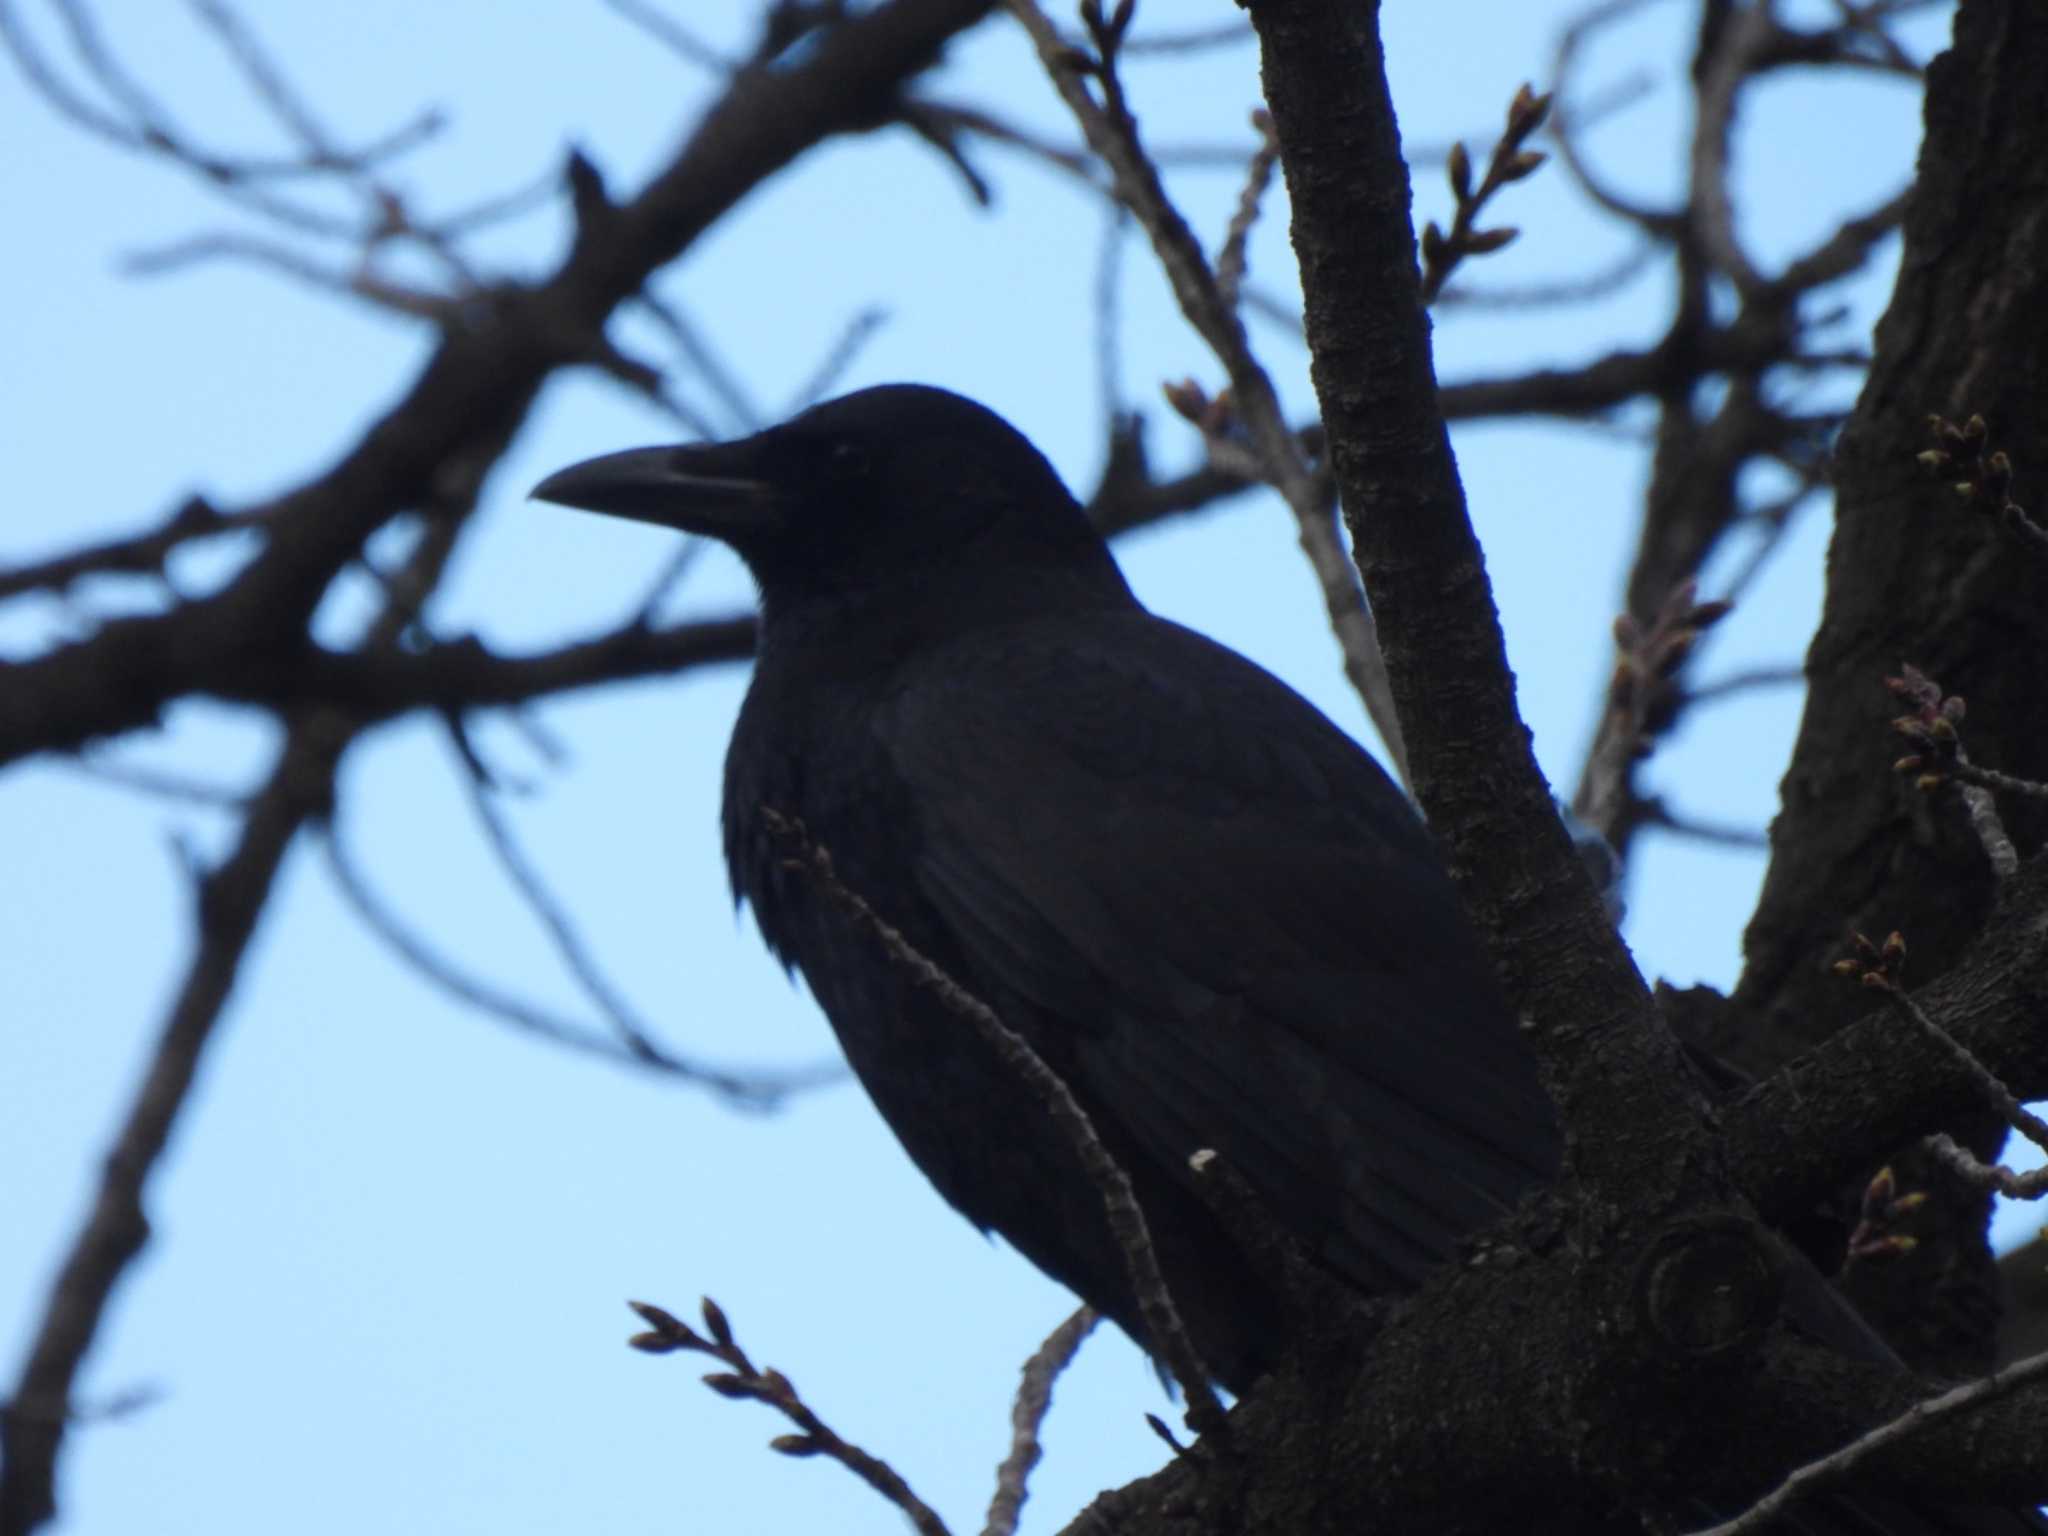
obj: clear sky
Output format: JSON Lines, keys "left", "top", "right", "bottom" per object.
{"left": 1, "top": 3, "right": 2008, "bottom": 1534}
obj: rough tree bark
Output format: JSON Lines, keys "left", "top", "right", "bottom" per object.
{"left": 1727, "top": 0, "right": 2048, "bottom": 1381}
{"left": 1046, "top": 1, "right": 2048, "bottom": 1530}
{"left": 6, "top": 1, "right": 2045, "bottom": 1532}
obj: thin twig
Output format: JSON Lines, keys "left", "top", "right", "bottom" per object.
{"left": 1093, "top": 201, "right": 1129, "bottom": 421}
{"left": 1573, "top": 581, "right": 1733, "bottom": 841}
{"left": 0, "top": 495, "right": 265, "bottom": 601}
{"left": 783, "top": 307, "right": 888, "bottom": 414}
{"left": 442, "top": 725, "right": 661, "bottom": 1061}
{"left": 763, "top": 809, "right": 1227, "bottom": 1436}
{"left": 600, "top": 0, "right": 732, "bottom": 72}
{"left": 321, "top": 819, "right": 835, "bottom": 1111}
{"left": 184, "top": 0, "right": 336, "bottom": 157}
{"left": 1682, "top": 1345, "right": 2048, "bottom": 1536}
{"left": 1417, "top": 86, "right": 1552, "bottom": 306}
{"left": 1689, "top": 2, "right": 1773, "bottom": 297}
{"left": 1549, "top": 0, "right": 1683, "bottom": 232}
{"left": 1954, "top": 764, "right": 2021, "bottom": 880}
{"left": 903, "top": 97, "right": 1271, "bottom": 196}
{"left": 1214, "top": 110, "right": 1279, "bottom": 311}
{"left": 1922, "top": 1133, "right": 2048, "bottom": 1201}
{"left": 119, "top": 233, "right": 452, "bottom": 319}
{"left": 72, "top": 756, "right": 253, "bottom": 808}
{"left": 1952, "top": 760, "right": 2048, "bottom": 802}
{"left": 1683, "top": 664, "right": 1804, "bottom": 707}
{"left": 1640, "top": 800, "right": 1768, "bottom": 849}
{"left": 1874, "top": 979, "right": 2048, "bottom": 1160}
{"left": 27, "top": 0, "right": 417, "bottom": 238}
{"left": 1716, "top": 478, "right": 1828, "bottom": 607}
{"left": 436, "top": 164, "right": 564, "bottom": 239}
{"left": 1884, "top": 665, "right": 2022, "bottom": 878}
{"left": 1005, "top": 0, "right": 1409, "bottom": 783}
{"left": 1118, "top": 20, "right": 1249, "bottom": 57}
{"left": 982, "top": 1307, "right": 1099, "bottom": 1536}
{"left": 629, "top": 539, "right": 708, "bottom": 627}
{"left": 629, "top": 1298, "right": 953, "bottom": 1536}
{"left": 1924, "top": 412, "right": 2048, "bottom": 560}
{"left": 635, "top": 290, "right": 762, "bottom": 432}
{"left": 1436, "top": 242, "right": 1656, "bottom": 310}
{"left": 443, "top": 717, "right": 739, "bottom": 1075}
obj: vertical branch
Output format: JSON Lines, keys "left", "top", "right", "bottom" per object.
{"left": 1247, "top": 0, "right": 1692, "bottom": 1186}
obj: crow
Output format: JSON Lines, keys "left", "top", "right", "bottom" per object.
{"left": 535, "top": 385, "right": 2037, "bottom": 1530}
{"left": 536, "top": 382, "right": 1557, "bottom": 1387}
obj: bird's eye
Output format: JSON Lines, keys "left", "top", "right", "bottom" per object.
{"left": 828, "top": 442, "right": 870, "bottom": 479}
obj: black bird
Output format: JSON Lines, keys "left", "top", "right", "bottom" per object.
{"left": 535, "top": 383, "right": 1557, "bottom": 1388}
{"left": 535, "top": 386, "right": 2035, "bottom": 1530}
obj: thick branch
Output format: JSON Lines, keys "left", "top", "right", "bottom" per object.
{"left": 0, "top": 0, "right": 994, "bottom": 772}
{"left": 1727, "top": 852, "right": 2048, "bottom": 1224}
{"left": 1250, "top": 0, "right": 1691, "bottom": 1194}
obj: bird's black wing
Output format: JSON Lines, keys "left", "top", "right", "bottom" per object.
{"left": 878, "top": 608, "right": 1561, "bottom": 1295}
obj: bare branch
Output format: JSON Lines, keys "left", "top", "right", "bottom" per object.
{"left": 275, "top": 618, "right": 760, "bottom": 720}
{"left": 71, "top": 755, "right": 254, "bottom": 808}
{"left": 0, "top": 0, "right": 999, "bottom": 773}
{"left": 1923, "top": 412, "right": 2048, "bottom": 559}
{"left": 629, "top": 540, "right": 709, "bottom": 628}
{"left": 118, "top": 233, "right": 453, "bottom": 318}
{"left": 1952, "top": 761, "right": 2048, "bottom": 802}
{"left": 1418, "top": 85, "right": 1552, "bottom": 306}
{"left": 1006, "top": 0, "right": 1409, "bottom": 783}
{"left": 0, "top": 496, "right": 482, "bottom": 1533}
{"left": 1550, "top": 0, "right": 1684, "bottom": 233}
{"left": 184, "top": 0, "right": 343, "bottom": 159}
{"left": 0, "top": 714, "right": 353, "bottom": 1535}
{"left": 1770, "top": 189, "right": 1907, "bottom": 296}
{"left": 1436, "top": 242, "right": 1656, "bottom": 311}
{"left": 762, "top": 809, "right": 1227, "bottom": 1436}
{"left": 1923, "top": 1133, "right": 2048, "bottom": 1202}
{"left": 628, "top": 1298, "right": 953, "bottom": 1536}
{"left": 1119, "top": 21, "right": 1250, "bottom": 58}
{"left": 1093, "top": 203, "right": 1129, "bottom": 418}
{"left": 1574, "top": 580, "right": 1733, "bottom": 842}
{"left": 1874, "top": 972, "right": 2048, "bottom": 1163}
{"left": 982, "top": 1307, "right": 1098, "bottom": 1536}
{"left": 1684, "top": 1346, "right": 2048, "bottom": 1536}
{"left": 635, "top": 290, "right": 763, "bottom": 433}
{"left": 443, "top": 717, "right": 778, "bottom": 1082}
{"left": 783, "top": 307, "right": 890, "bottom": 415}
{"left": 1884, "top": 665, "right": 2022, "bottom": 879}
{"left": 15, "top": 0, "right": 405, "bottom": 237}
{"left": 600, "top": 0, "right": 732, "bottom": 73}
{"left": 1640, "top": 800, "right": 1769, "bottom": 850}
{"left": 1690, "top": 3, "right": 1774, "bottom": 297}
{"left": 1214, "top": 109, "right": 1279, "bottom": 311}
{"left": 1683, "top": 664, "right": 1804, "bottom": 707}
{"left": 0, "top": 495, "right": 258, "bottom": 601}
{"left": 320, "top": 816, "right": 833, "bottom": 1112}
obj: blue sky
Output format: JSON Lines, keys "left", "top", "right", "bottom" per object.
{"left": 0, "top": 3, "right": 2002, "bottom": 1533}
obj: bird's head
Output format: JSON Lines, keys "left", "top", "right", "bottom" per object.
{"left": 533, "top": 384, "right": 1131, "bottom": 620}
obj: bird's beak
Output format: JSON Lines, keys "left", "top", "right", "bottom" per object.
{"left": 531, "top": 443, "right": 784, "bottom": 541}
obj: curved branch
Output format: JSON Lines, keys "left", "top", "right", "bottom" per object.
{"left": 0, "top": 0, "right": 996, "bottom": 773}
